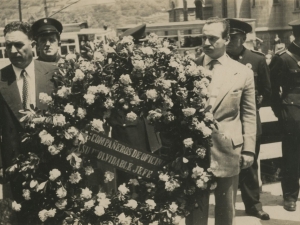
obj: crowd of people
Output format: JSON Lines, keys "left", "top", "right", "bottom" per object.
{"left": 0, "top": 16, "right": 299, "bottom": 225}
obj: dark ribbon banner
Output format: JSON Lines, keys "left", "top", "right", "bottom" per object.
{"left": 76, "top": 131, "right": 166, "bottom": 179}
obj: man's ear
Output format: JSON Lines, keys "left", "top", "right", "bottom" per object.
{"left": 31, "top": 40, "right": 36, "bottom": 48}
{"left": 225, "top": 35, "right": 230, "bottom": 45}
{"left": 58, "top": 41, "right": 61, "bottom": 47}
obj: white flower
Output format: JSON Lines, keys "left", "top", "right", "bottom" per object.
{"left": 97, "top": 192, "right": 106, "bottom": 200}
{"left": 84, "top": 94, "right": 95, "bottom": 105}
{"left": 98, "top": 198, "right": 111, "bottom": 209}
{"left": 145, "top": 199, "right": 156, "bottom": 210}
{"left": 39, "top": 92, "right": 52, "bottom": 104}
{"left": 49, "top": 169, "right": 61, "bottom": 181}
{"left": 66, "top": 153, "right": 82, "bottom": 169}
{"left": 141, "top": 46, "right": 153, "bottom": 55}
{"left": 159, "top": 47, "right": 171, "bottom": 55}
{"left": 183, "top": 157, "right": 189, "bottom": 163}
{"left": 96, "top": 84, "right": 109, "bottom": 95}
{"left": 91, "top": 119, "right": 104, "bottom": 132}
{"left": 47, "top": 208, "right": 56, "bottom": 218}
{"left": 104, "top": 98, "right": 114, "bottom": 109}
{"left": 202, "top": 126, "right": 212, "bottom": 138}
{"left": 87, "top": 86, "right": 98, "bottom": 94}
{"left": 53, "top": 114, "right": 66, "bottom": 126}
{"left": 104, "top": 171, "right": 115, "bottom": 183}
{"left": 73, "top": 69, "right": 85, "bottom": 81}
{"left": 39, "top": 130, "right": 54, "bottom": 146}
{"left": 196, "top": 147, "right": 206, "bottom": 159}
{"left": 80, "top": 187, "right": 92, "bottom": 199}
{"left": 66, "top": 126, "right": 79, "bottom": 140}
{"left": 38, "top": 209, "right": 48, "bottom": 222}
{"left": 147, "top": 109, "right": 162, "bottom": 121}
{"left": 94, "top": 205, "right": 105, "bottom": 216}
{"left": 118, "top": 183, "right": 130, "bottom": 195}
{"left": 159, "top": 173, "right": 169, "bottom": 182}
{"left": 22, "top": 189, "right": 31, "bottom": 200}
{"left": 69, "top": 172, "right": 82, "bottom": 184}
{"left": 169, "top": 202, "right": 178, "bottom": 213}
{"left": 183, "top": 138, "right": 193, "bottom": 148}
{"left": 169, "top": 60, "right": 180, "bottom": 68}
{"left": 146, "top": 89, "right": 158, "bottom": 100}
{"left": 128, "top": 179, "right": 139, "bottom": 186}
{"left": 94, "top": 51, "right": 105, "bottom": 62}
{"left": 30, "top": 180, "right": 38, "bottom": 188}
{"left": 55, "top": 199, "right": 67, "bottom": 210}
{"left": 77, "top": 107, "right": 87, "bottom": 119}
{"left": 196, "top": 179, "right": 207, "bottom": 189}
{"left": 165, "top": 179, "right": 180, "bottom": 192}
{"left": 57, "top": 86, "right": 71, "bottom": 98}
{"left": 182, "top": 108, "right": 196, "bottom": 117}
{"left": 85, "top": 166, "right": 94, "bottom": 175}
{"left": 12, "top": 201, "right": 21, "bottom": 211}
{"left": 125, "top": 111, "right": 137, "bottom": 122}
{"left": 124, "top": 199, "right": 138, "bottom": 209}
{"left": 56, "top": 187, "right": 67, "bottom": 198}
{"left": 132, "top": 60, "right": 145, "bottom": 70}
{"left": 149, "top": 221, "right": 159, "bottom": 225}
{"left": 64, "top": 103, "right": 75, "bottom": 115}
{"left": 118, "top": 213, "right": 132, "bottom": 225}
{"left": 192, "top": 166, "right": 204, "bottom": 178}
{"left": 119, "top": 74, "right": 132, "bottom": 85}
{"left": 210, "top": 182, "right": 217, "bottom": 190}
{"left": 84, "top": 199, "right": 95, "bottom": 210}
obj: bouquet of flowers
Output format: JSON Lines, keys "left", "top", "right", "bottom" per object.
{"left": 4, "top": 33, "right": 217, "bottom": 225}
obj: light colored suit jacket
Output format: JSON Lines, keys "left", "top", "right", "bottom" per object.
{"left": 195, "top": 55, "right": 256, "bottom": 177}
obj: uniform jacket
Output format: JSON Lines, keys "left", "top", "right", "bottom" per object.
{"left": 228, "top": 47, "right": 271, "bottom": 136}
{"left": 195, "top": 55, "right": 256, "bottom": 177}
{"left": 270, "top": 42, "right": 300, "bottom": 117}
{"left": 0, "top": 60, "right": 58, "bottom": 170}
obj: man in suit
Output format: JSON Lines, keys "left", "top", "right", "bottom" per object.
{"left": 226, "top": 18, "right": 271, "bottom": 220}
{"left": 186, "top": 17, "right": 256, "bottom": 225}
{"left": 270, "top": 19, "right": 300, "bottom": 212}
{"left": 0, "top": 21, "right": 58, "bottom": 202}
{"left": 31, "top": 18, "right": 63, "bottom": 64}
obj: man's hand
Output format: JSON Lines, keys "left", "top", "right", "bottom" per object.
{"left": 241, "top": 154, "right": 254, "bottom": 169}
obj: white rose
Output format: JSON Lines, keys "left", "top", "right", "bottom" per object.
{"left": 98, "top": 198, "right": 111, "bottom": 209}
{"left": 84, "top": 199, "right": 95, "bottom": 210}
{"left": 69, "top": 172, "right": 82, "bottom": 184}
{"left": 141, "top": 47, "right": 153, "bottom": 55}
{"left": 183, "top": 138, "right": 193, "bottom": 148}
{"left": 94, "top": 205, "right": 105, "bottom": 216}
{"left": 104, "top": 98, "right": 114, "bottom": 109}
{"left": 49, "top": 169, "right": 61, "bottom": 181}
{"left": 56, "top": 187, "right": 67, "bottom": 198}
{"left": 91, "top": 119, "right": 104, "bottom": 132}
{"left": 125, "top": 112, "right": 137, "bottom": 122}
{"left": 94, "top": 51, "right": 105, "bottom": 62}
{"left": 39, "top": 92, "right": 52, "bottom": 104}
{"left": 53, "top": 114, "right": 66, "bottom": 126}
{"left": 73, "top": 69, "right": 85, "bottom": 81}
{"left": 87, "top": 86, "right": 98, "bottom": 94}
{"left": 55, "top": 199, "right": 67, "bottom": 210}
{"left": 84, "top": 94, "right": 95, "bottom": 105}
{"left": 96, "top": 84, "right": 109, "bottom": 95}
{"left": 85, "top": 166, "right": 94, "bottom": 175}
{"left": 57, "top": 86, "right": 71, "bottom": 98}
{"left": 145, "top": 199, "right": 156, "bottom": 210}
{"left": 64, "top": 103, "right": 75, "bottom": 115}
{"left": 80, "top": 187, "right": 92, "bottom": 199}
{"left": 196, "top": 179, "right": 207, "bottom": 189}
{"left": 39, "top": 131, "right": 54, "bottom": 146}
{"left": 159, "top": 173, "right": 169, "bottom": 182}
{"left": 118, "top": 183, "right": 130, "bottom": 195}
{"left": 47, "top": 209, "right": 56, "bottom": 218}
{"left": 124, "top": 199, "right": 138, "bottom": 209}
{"left": 182, "top": 108, "right": 196, "bottom": 117}
{"left": 38, "top": 209, "right": 48, "bottom": 222}
{"left": 202, "top": 126, "right": 212, "bottom": 138}
{"left": 77, "top": 107, "right": 87, "bottom": 119}
{"left": 119, "top": 74, "right": 132, "bottom": 85}
{"left": 146, "top": 89, "right": 158, "bottom": 100}
{"left": 22, "top": 189, "right": 31, "bottom": 200}
{"left": 104, "top": 171, "right": 115, "bottom": 183}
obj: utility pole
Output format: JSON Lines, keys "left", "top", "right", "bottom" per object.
{"left": 44, "top": 0, "right": 48, "bottom": 17}
{"left": 18, "top": 0, "right": 22, "bottom": 22}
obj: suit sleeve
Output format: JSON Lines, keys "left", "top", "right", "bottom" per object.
{"left": 240, "top": 69, "right": 257, "bottom": 154}
{"left": 257, "top": 57, "right": 271, "bottom": 106}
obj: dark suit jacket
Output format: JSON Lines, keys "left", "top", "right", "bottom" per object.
{"left": 0, "top": 60, "right": 58, "bottom": 170}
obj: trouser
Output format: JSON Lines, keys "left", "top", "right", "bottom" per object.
{"left": 239, "top": 135, "right": 262, "bottom": 211}
{"left": 186, "top": 175, "right": 239, "bottom": 225}
{"left": 280, "top": 105, "right": 300, "bottom": 202}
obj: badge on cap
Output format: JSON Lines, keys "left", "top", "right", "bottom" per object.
{"left": 44, "top": 19, "right": 47, "bottom": 23}
{"left": 297, "top": 61, "right": 300, "bottom": 67}
{"left": 246, "top": 63, "right": 252, "bottom": 69}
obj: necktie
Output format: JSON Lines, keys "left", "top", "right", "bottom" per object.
{"left": 207, "top": 60, "right": 220, "bottom": 108}
{"left": 209, "top": 59, "right": 219, "bottom": 70}
{"left": 21, "top": 69, "right": 30, "bottom": 110}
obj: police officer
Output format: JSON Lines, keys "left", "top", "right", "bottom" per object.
{"left": 226, "top": 18, "right": 271, "bottom": 220}
{"left": 31, "top": 18, "right": 63, "bottom": 64}
{"left": 270, "top": 19, "right": 300, "bottom": 212}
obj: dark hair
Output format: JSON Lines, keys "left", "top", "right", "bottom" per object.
{"left": 3, "top": 21, "right": 33, "bottom": 40}
{"left": 205, "top": 17, "right": 230, "bottom": 39}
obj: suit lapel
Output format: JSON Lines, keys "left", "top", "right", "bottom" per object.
{"left": 0, "top": 65, "right": 24, "bottom": 121}
{"left": 35, "top": 60, "right": 54, "bottom": 110}
{"left": 211, "top": 59, "right": 239, "bottom": 113}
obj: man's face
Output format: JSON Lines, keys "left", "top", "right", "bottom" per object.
{"left": 202, "top": 22, "right": 229, "bottom": 59}
{"left": 226, "top": 33, "right": 245, "bottom": 54}
{"left": 5, "top": 31, "right": 34, "bottom": 69}
{"left": 37, "top": 33, "right": 60, "bottom": 60}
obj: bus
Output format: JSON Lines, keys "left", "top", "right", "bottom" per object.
{"left": 116, "top": 18, "right": 257, "bottom": 55}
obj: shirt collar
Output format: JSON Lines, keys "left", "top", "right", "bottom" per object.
{"left": 204, "top": 53, "right": 228, "bottom": 67}
{"left": 12, "top": 60, "right": 35, "bottom": 80}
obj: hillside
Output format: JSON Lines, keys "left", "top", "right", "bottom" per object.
{"left": 0, "top": 0, "right": 170, "bottom": 29}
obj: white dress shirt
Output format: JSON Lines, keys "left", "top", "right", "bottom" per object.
{"left": 13, "top": 60, "right": 36, "bottom": 107}
{"left": 203, "top": 53, "right": 230, "bottom": 107}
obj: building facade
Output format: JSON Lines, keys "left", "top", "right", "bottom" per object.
{"left": 168, "top": 0, "right": 300, "bottom": 53}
